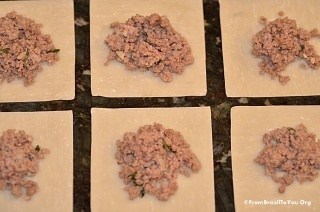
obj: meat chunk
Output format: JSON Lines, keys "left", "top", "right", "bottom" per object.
{"left": 252, "top": 13, "right": 320, "bottom": 84}
{"left": 0, "top": 129, "right": 49, "bottom": 200}
{"left": 115, "top": 123, "right": 201, "bottom": 201}
{"left": 105, "top": 13, "right": 194, "bottom": 82}
{"left": 255, "top": 124, "right": 320, "bottom": 193}
{"left": 0, "top": 11, "right": 59, "bottom": 86}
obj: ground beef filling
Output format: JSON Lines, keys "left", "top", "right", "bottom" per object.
{"left": 0, "top": 129, "right": 49, "bottom": 200}
{"left": 252, "top": 13, "right": 320, "bottom": 84}
{"left": 0, "top": 11, "right": 59, "bottom": 85}
{"left": 255, "top": 124, "right": 320, "bottom": 193}
{"left": 105, "top": 13, "right": 194, "bottom": 82}
{"left": 115, "top": 123, "right": 201, "bottom": 201}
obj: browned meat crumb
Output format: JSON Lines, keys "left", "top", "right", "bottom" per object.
{"left": 310, "top": 28, "right": 320, "bottom": 38}
{"left": 105, "top": 13, "right": 194, "bottom": 82}
{"left": 252, "top": 16, "right": 320, "bottom": 84}
{"left": 278, "top": 11, "right": 285, "bottom": 17}
{"left": 0, "top": 11, "right": 59, "bottom": 86}
{"left": 115, "top": 123, "right": 201, "bottom": 201}
{"left": 259, "top": 16, "right": 267, "bottom": 25}
{"left": 0, "top": 129, "right": 49, "bottom": 200}
{"left": 255, "top": 124, "right": 320, "bottom": 193}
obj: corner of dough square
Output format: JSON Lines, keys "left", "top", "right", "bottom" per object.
{"left": 231, "top": 106, "right": 320, "bottom": 212}
{"left": 0, "top": 111, "right": 73, "bottom": 212}
{"left": 91, "top": 107, "right": 214, "bottom": 212}
{"left": 220, "top": 0, "right": 320, "bottom": 97}
{"left": 0, "top": 0, "right": 75, "bottom": 102}
{"left": 90, "top": 0, "right": 206, "bottom": 97}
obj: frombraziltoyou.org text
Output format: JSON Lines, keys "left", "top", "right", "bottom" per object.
{"left": 244, "top": 199, "right": 312, "bottom": 207}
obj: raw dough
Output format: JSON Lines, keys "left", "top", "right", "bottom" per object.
{"left": 91, "top": 107, "right": 214, "bottom": 212}
{"left": 0, "top": 111, "right": 73, "bottom": 212}
{"left": 231, "top": 106, "right": 320, "bottom": 212}
{"left": 90, "top": 0, "right": 206, "bottom": 97}
{"left": 0, "top": 0, "right": 75, "bottom": 102}
{"left": 220, "top": 0, "right": 320, "bottom": 97}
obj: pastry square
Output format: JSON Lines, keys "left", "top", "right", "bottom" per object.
{"left": 0, "top": 111, "right": 73, "bottom": 212}
{"left": 231, "top": 106, "right": 320, "bottom": 211}
{"left": 90, "top": 0, "right": 206, "bottom": 97}
{"left": 0, "top": 0, "right": 75, "bottom": 102}
{"left": 91, "top": 107, "right": 214, "bottom": 212}
{"left": 220, "top": 0, "right": 320, "bottom": 97}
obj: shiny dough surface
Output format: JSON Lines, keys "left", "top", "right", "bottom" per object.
{"left": 0, "top": 111, "right": 73, "bottom": 212}
{"left": 90, "top": 0, "right": 206, "bottom": 97}
{"left": 91, "top": 107, "right": 214, "bottom": 212}
{"left": 231, "top": 106, "right": 320, "bottom": 212}
{"left": 0, "top": 0, "right": 75, "bottom": 102}
{"left": 220, "top": 0, "right": 320, "bottom": 97}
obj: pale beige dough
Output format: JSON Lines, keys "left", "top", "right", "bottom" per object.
{"left": 0, "top": 0, "right": 75, "bottom": 102}
{"left": 91, "top": 107, "right": 214, "bottom": 212}
{"left": 90, "top": 0, "right": 206, "bottom": 97}
{"left": 231, "top": 106, "right": 320, "bottom": 212}
{"left": 220, "top": 0, "right": 320, "bottom": 97}
{"left": 0, "top": 111, "right": 73, "bottom": 212}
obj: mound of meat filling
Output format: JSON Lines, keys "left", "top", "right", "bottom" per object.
{"left": 105, "top": 13, "right": 194, "bottom": 82}
{"left": 115, "top": 123, "right": 201, "bottom": 201}
{"left": 252, "top": 12, "right": 320, "bottom": 84}
{"left": 255, "top": 124, "right": 320, "bottom": 193}
{"left": 0, "top": 11, "right": 59, "bottom": 86}
{"left": 0, "top": 129, "right": 49, "bottom": 200}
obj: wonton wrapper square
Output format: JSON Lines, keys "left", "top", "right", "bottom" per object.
{"left": 231, "top": 106, "right": 320, "bottom": 212}
{"left": 0, "top": 111, "right": 73, "bottom": 212}
{"left": 90, "top": 0, "right": 206, "bottom": 97}
{"left": 91, "top": 107, "right": 214, "bottom": 212}
{"left": 0, "top": 0, "right": 75, "bottom": 102}
{"left": 220, "top": 0, "right": 320, "bottom": 97}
